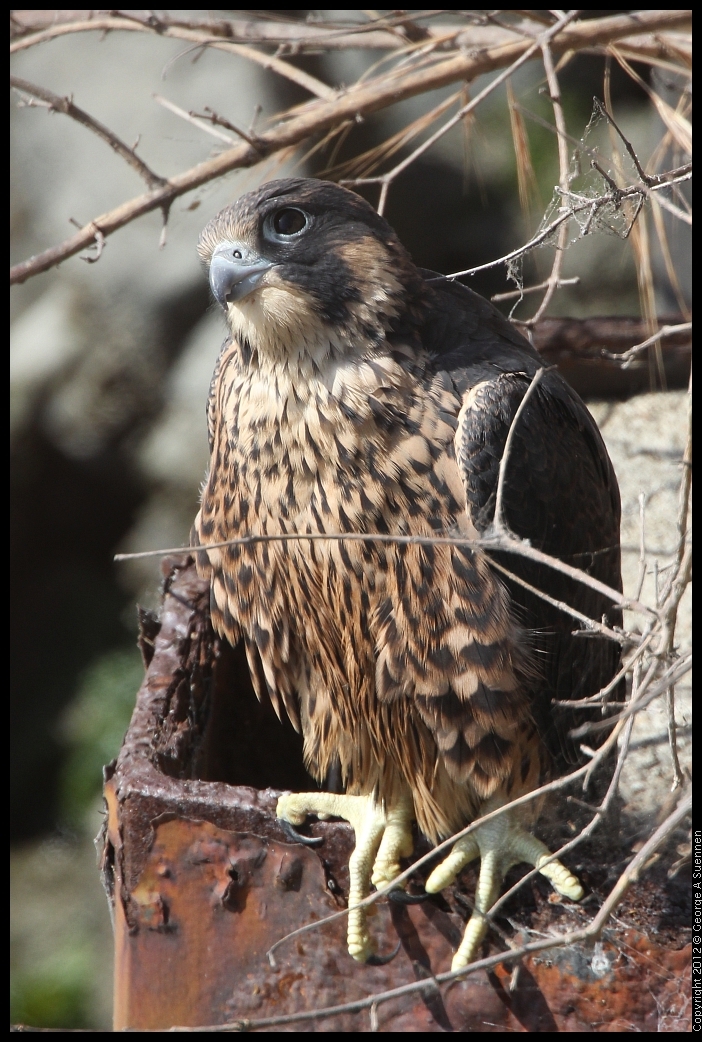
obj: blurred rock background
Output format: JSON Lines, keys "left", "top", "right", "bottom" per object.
{"left": 10, "top": 12, "right": 690, "bottom": 1029}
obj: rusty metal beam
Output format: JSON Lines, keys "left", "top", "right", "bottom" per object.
{"left": 102, "top": 558, "right": 691, "bottom": 1031}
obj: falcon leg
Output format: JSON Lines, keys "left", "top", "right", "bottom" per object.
{"left": 276, "top": 790, "right": 414, "bottom": 962}
{"left": 425, "top": 797, "right": 583, "bottom": 971}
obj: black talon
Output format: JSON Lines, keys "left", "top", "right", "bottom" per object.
{"left": 388, "top": 888, "right": 430, "bottom": 905}
{"left": 279, "top": 818, "right": 324, "bottom": 847}
{"left": 366, "top": 940, "right": 402, "bottom": 966}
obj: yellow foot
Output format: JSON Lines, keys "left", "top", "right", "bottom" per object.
{"left": 425, "top": 798, "right": 583, "bottom": 971}
{"left": 276, "top": 790, "right": 414, "bottom": 962}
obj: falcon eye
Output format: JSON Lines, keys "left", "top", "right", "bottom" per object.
{"left": 271, "top": 207, "right": 307, "bottom": 237}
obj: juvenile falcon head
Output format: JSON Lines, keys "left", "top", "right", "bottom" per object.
{"left": 198, "top": 178, "right": 426, "bottom": 362}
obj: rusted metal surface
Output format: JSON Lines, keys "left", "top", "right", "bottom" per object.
{"left": 103, "top": 557, "right": 691, "bottom": 1031}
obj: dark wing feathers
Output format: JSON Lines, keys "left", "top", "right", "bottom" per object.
{"left": 447, "top": 326, "right": 622, "bottom": 768}
{"left": 377, "top": 275, "right": 621, "bottom": 801}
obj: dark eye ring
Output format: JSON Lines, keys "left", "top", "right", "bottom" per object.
{"left": 272, "top": 207, "right": 308, "bottom": 237}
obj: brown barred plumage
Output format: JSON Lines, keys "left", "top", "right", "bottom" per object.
{"left": 192, "top": 178, "right": 622, "bottom": 966}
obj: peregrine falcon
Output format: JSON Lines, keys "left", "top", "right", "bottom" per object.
{"left": 193, "top": 178, "right": 622, "bottom": 969}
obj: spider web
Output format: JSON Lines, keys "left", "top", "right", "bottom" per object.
{"left": 538, "top": 102, "right": 645, "bottom": 247}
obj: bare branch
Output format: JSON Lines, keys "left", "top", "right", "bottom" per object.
{"left": 487, "top": 556, "right": 630, "bottom": 645}
{"left": 193, "top": 792, "right": 691, "bottom": 1031}
{"left": 115, "top": 523, "right": 650, "bottom": 618}
{"left": 7, "top": 13, "right": 512, "bottom": 52}
{"left": 587, "top": 789, "right": 690, "bottom": 923}
{"left": 665, "top": 374, "right": 693, "bottom": 589}
{"left": 440, "top": 167, "right": 691, "bottom": 282}
{"left": 11, "top": 17, "right": 330, "bottom": 99}
{"left": 492, "top": 368, "right": 546, "bottom": 532}
{"left": 10, "top": 10, "right": 693, "bottom": 55}
{"left": 551, "top": 631, "right": 656, "bottom": 707}
{"left": 10, "top": 12, "right": 692, "bottom": 285}
{"left": 651, "top": 191, "right": 693, "bottom": 225}
{"left": 264, "top": 684, "right": 659, "bottom": 969}
{"left": 634, "top": 492, "right": 648, "bottom": 603}
{"left": 487, "top": 693, "right": 640, "bottom": 923}
{"left": 611, "top": 36, "right": 692, "bottom": 70}
{"left": 610, "top": 47, "right": 692, "bottom": 155}
{"left": 491, "top": 276, "right": 579, "bottom": 302}
{"left": 594, "top": 97, "right": 653, "bottom": 185}
{"left": 152, "top": 94, "right": 236, "bottom": 145}
{"left": 568, "top": 653, "right": 692, "bottom": 737}
{"left": 194, "top": 107, "right": 264, "bottom": 152}
{"left": 9, "top": 11, "right": 692, "bottom": 60}
{"left": 10, "top": 74, "right": 166, "bottom": 190}
{"left": 603, "top": 322, "right": 692, "bottom": 367}
{"left": 656, "top": 427, "right": 692, "bottom": 793}
{"left": 666, "top": 681, "right": 687, "bottom": 790}
{"left": 341, "top": 10, "right": 580, "bottom": 212}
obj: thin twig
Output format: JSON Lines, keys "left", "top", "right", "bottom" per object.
{"left": 265, "top": 699, "right": 648, "bottom": 968}
{"left": 609, "top": 47, "right": 692, "bottom": 155}
{"left": 487, "top": 556, "right": 631, "bottom": 645}
{"left": 153, "top": 94, "right": 236, "bottom": 145}
{"left": 663, "top": 374, "right": 692, "bottom": 599}
{"left": 656, "top": 537, "right": 692, "bottom": 791}
{"left": 665, "top": 683, "right": 686, "bottom": 790}
{"left": 634, "top": 492, "right": 648, "bottom": 603}
{"left": 524, "top": 41, "right": 569, "bottom": 325}
{"left": 487, "top": 692, "right": 639, "bottom": 924}
{"left": 9, "top": 11, "right": 692, "bottom": 56}
{"left": 438, "top": 167, "right": 691, "bottom": 283}
{"left": 195, "top": 107, "right": 264, "bottom": 151}
{"left": 115, "top": 526, "right": 651, "bottom": 619}
{"left": 491, "top": 368, "right": 546, "bottom": 532}
{"left": 11, "top": 15, "right": 691, "bottom": 284}
{"left": 568, "top": 653, "right": 692, "bottom": 737}
{"left": 602, "top": 59, "right": 663, "bottom": 389}
{"left": 603, "top": 322, "right": 692, "bottom": 367}
{"left": 341, "top": 9, "right": 580, "bottom": 213}
{"left": 491, "top": 276, "right": 578, "bottom": 302}
{"left": 10, "top": 75, "right": 166, "bottom": 190}
{"left": 162, "top": 793, "right": 691, "bottom": 1031}
{"left": 551, "top": 631, "right": 655, "bottom": 708}
{"left": 593, "top": 98, "right": 652, "bottom": 185}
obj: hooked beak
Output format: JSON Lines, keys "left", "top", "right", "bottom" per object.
{"left": 209, "top": 242, "right": 273, "bottom": 307}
